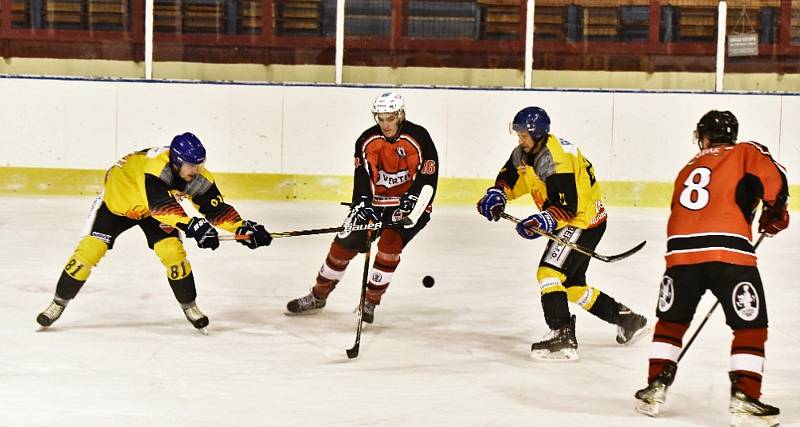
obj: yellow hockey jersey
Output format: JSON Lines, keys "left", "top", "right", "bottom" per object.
{"left": 103, "top": 147, "right": 243, "bottom": 233}
{"left": 494, "top": 134, "right": 607, "bottom": 230}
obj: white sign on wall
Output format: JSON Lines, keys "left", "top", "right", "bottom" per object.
{"left": 728, "top": 33, "right": 759, "bottom": 57}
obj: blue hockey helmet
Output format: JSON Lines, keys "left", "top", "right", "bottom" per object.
{"left": 169, "top": 132, "right": 206, "bottom": 167}
{"left": 511, "top": 107, "right": 550, "bottom": 142}
{"left": 696, "top": 110, "right": 738, "bottom": 144}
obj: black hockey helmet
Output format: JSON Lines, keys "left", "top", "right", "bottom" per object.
{"left": 696, "top": 110, "right": 738, "bottom": 144}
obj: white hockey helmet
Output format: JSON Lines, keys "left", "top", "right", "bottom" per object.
{"left": 372, "top": 91, "right": 405, "bottom": 116}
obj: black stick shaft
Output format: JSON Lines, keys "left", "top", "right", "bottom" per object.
{"left": 346, "top": 226, "right": 373, "bottom": 359}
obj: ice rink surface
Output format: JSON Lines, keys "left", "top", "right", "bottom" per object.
{"left": 1, "top": 196, "right": 798, "bottom": 427}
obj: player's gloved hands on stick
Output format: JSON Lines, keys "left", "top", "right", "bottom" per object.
{"left": 352, "top": 198, "right": 381, "bottom": 226}
{"left": 186, "top": 217, "right": 219, "bottom": 250}
{"left": 516, "top": 211, "right": 557, "bottom": 240}
{"left": 393, "top": 192, "right": 419, "bottom": 225}
{"left": 398, "top": 192, "right": 419, "bottom": 217}
{"left": 236, "top": 220, "right": 272, "bottom": 249}
{"left": 477, "top": 186, "right": 507, "bottom": 221}
{"left": 758, "top": 203, "right": 789, "bottom": 236}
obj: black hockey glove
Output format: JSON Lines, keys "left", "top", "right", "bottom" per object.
{"left": 185, "top": 217, "right": 219, "bottom": 250}
{"left": 352, "top": 199, "right": 381, "bottom": 226}
{"left": 236, "top": 220, "right": 272, "bottom": 249}
{"left": 398, "top": 192, "right": 418, "bottom": 216}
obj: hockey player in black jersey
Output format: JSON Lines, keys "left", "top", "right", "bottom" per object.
{"left": 286, "top": 92, "right": 439, "bottom": 324}
{"left": 477, "top": 106, "right": 647, "bottom": 361}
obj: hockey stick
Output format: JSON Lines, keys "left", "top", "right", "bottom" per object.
{"left": 500, "top": 213, "right": 646, "bottom": 263}
{"left": 218, "top": 222, "right": 385, "bottom": 241}
{"left": 677, "top": 233, "right": 767, "bottom": 363}
{"left": 346, "top": 223, "right": 375, "bottom": 359}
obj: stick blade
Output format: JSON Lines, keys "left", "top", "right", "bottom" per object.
{"left": 602, "top": 240, "right": 647, "bottom": 263}
{"left": 345, "top": 345, "right": 360, "bottom": 359}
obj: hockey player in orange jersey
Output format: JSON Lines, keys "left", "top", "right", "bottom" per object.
{"left": 634, "top": 110, "right": 789, "bottom": 427}
{"left": 285, "top": 92, "right": 439, "bottom": 324}
{"left": 36, "top": 133, "right": 272, "bottom": 334}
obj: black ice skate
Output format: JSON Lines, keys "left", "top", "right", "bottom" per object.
{"left": 635, "top": 361, "right": 677, "bottom": 417}
{"left": 530, "top": 315, "right": 578, "bottom": 361}
{"left": 182, "top": 302, "right": 209, "bottom": 335}
{"left": 616, "top": 306, "right": 648, "bottom": 345}
{"left": 362, "top": 301, "right": 376, "bottom": 324}
{"left": 285, "top": 290, "right": 326, "bottom": 315}
{"left": 729, "top": 373, "right": 780, "bottom": 427}
{"left": 36, "top": 299, "right": 66, "bottom": 330}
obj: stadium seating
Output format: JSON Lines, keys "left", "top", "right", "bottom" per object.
{"left": 275, "top": 0, "right": 323, "bottom": 36}
{"left": 407, "top": 1, "right": 480, "bottom": 39}
{"left": 88, "top": 0, "right": 127, "bottom": 30}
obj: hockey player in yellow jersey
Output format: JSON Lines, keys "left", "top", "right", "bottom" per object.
{"left": 36, "top": 132, "right": 272, "bottom": 333}
{"left": 477, "top": 106, "right": 647, "bottom": 361}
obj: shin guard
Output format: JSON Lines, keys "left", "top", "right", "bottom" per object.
{"left": 365, "top": 250, "right": 400, "bottom": 305}
{"left": 730, "top": 328, "right": 768, "bottom": 399}
{"left": 56, "top": 236, "right": 109, "bottom": 300}
{"left": 313, "top": 241, "right": 358, "bottom": 299}
{"left": 154, "top": 238, "right": 196, "bottom": 304}
{"left": 647, "top": 320, "right": 689, "bottom": 383}
{"left": 537, "top": 266, "right": 571, "bottom": 329}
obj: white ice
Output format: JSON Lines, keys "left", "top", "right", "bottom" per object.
{"left": 1, "top": 196, "right": 798, "bottom": 427}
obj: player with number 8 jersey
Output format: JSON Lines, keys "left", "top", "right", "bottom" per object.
{"left": 635, "top": 110, "right": 789, "bottom": 425}
{"left": 665, "top": 122, "right": 788, "bottom": 267}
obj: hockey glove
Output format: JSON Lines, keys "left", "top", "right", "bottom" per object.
{"left": 236, "top": 220, "right": 272, "bottom": 249}
{"left": 392, "top": 192, "right": 419, "bottom": 224}
{"left": 398, "top": 192, "right": 419, "bottom": 216}
{"left": 516, "top": 211, "right": 557, "bottom": 240}
{"left": 185, "top": 217, "right": 219, "bottom": 250}
{"left": 758, "top": 203, "right": 789, "bottom": 237}
{"left": 352, "top": 199, "right": 381, "bottom": 226}
{"left": 477, "top": 186, "right": 507, "bottom": 222}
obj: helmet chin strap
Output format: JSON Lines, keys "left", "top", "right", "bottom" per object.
{"left": 531, "top": 134, "right": 547, "bottom": 154}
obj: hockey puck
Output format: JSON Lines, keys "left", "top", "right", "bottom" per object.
{"left": 422, "top": 275, "right": 435, "bottom": 288}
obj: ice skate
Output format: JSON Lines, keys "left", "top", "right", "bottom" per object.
{"left": 530, "top": 315, "right": 578, "bottom": 361}
{"left": 36, "top": 300, "right": 66, "bottom": 330}
{"left": 182, "top": 302, "right": 209, "bottom": 335}
{"left": 635, "top": 361, "right": 676, "bottom": 417}
{"left": 285, "top": 290, "right": 326, "bottom": 315}
{"left": 635, "top": 381, "right": 668, "bottom": 416}
{"left": 729, "top": 373, "right": 780, "bottom": 427}
{"left": 362, "top": 301, "right": 376, "bottom": 324}
{"left": 616, "top": 306, "right": 648, "bottom": 344}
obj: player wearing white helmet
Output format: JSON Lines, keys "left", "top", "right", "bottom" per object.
{"left": 371, "top": 91, "right": 406, "bottom": 140}
{"left": 286, "top": 92, "right": 438, "bottom": 324}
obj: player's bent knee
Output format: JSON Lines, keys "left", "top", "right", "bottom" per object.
{"left": 64, "top": 236, "right": 109, "bottom": 281}
{"left": 154, "top": 238, "right": 192, "bottom": 280}
{"left": 536, "top": 266, "right": 567, "bottom": 295}
{"left": 566, "top": 285, "right": 600, "bottom": 309}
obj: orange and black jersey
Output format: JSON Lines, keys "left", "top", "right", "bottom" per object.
{"left": 103, "top": 147, "right": 243, "bottom": 234}
{"left": 494, "top": 134, "right": 606, "bottom": 230}
{"left": 352, "top": 120, "right": 439, "bottom": 209}
{"left": 666, "top": 141, "right": 788, "bottom": 267}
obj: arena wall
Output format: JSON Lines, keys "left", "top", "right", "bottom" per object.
{"left": 1, "top": 76, "right": 797, "bottom": 208}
